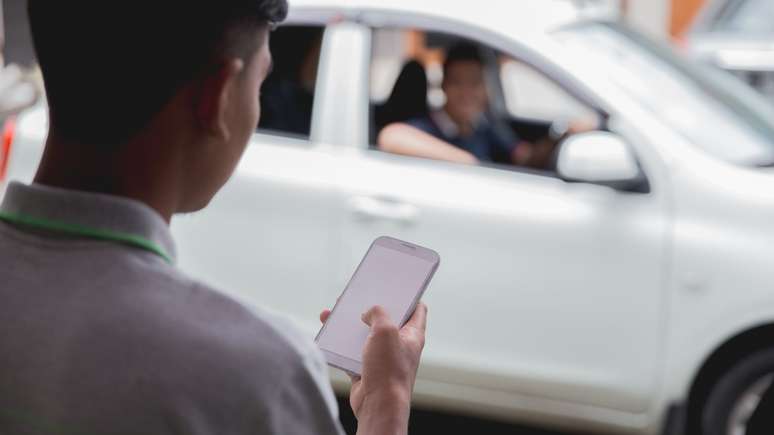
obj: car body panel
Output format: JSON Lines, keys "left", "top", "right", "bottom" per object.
{"left": 170, "top": 138, "right": 341, "bottom": 335}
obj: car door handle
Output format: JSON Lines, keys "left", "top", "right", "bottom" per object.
{"left": 349, "top": 196, "right": 418, "bottom": 224}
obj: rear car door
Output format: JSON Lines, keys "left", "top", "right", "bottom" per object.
{"left": 171, "top": 22, "right": 341, "bottom": 336}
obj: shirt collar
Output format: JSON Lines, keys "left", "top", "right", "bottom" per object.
{"left": 430, "top": 110, "right": 460, "bottom": 139}
{"left": 0, "top": 181, "right": 176, "bottom": 264}
{"left": 430, "top": 109, "right": 486, "bottom": 139}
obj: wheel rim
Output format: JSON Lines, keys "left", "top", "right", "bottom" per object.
{"left": 727, "top": 373, "right": 774, "bottom": 435}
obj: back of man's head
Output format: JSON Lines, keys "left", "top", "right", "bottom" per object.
{"left": 27, "top": 0, "right": 288, "bottom": 147}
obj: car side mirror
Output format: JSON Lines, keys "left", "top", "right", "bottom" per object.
{"left": 557, "top": 132, "right": 648, "bottom": 193}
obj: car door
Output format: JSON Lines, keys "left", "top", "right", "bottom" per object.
{"left": 171, "top": 22, "right": 341, "bottom": 336}
{"left": 329, "top": 20, "right": 669, "bottom": 414}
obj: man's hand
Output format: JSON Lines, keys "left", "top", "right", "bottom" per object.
{"left": 568, "top": 118, "right": 599, "bottom": 135}
{"left": 319, "top": 303, "right": 428, "bottom": 435}
{"left": 512, "top": 139, "right": 555, "bottom": 170}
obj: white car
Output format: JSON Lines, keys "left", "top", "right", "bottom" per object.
{"left": 5, "top": 1, "right": 774, "bottom": 435}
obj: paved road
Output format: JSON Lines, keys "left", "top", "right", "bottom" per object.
{"left": 336, "top": 397, "right": 588, "bottom": 435}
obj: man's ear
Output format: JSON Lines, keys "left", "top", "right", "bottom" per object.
{"left": 194, "top": 58, "right": 245, "bottom": 141}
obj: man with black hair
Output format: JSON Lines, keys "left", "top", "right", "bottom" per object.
{"left": 378, "top": 42, "right": 557, "bottom": 169}
{"left": 0, "top": 2, "right": 427, "bottom": 435}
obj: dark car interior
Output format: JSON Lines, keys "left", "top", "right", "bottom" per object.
{"left": 258, "top": 25, "right": 324, "bottom": 139}
{"left": 372, "top": 60, "right": 430, "bottom": 142}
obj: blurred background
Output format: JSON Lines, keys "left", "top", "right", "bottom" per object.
{"left": 3, "top": 1, "right": 774, "bottom": 435}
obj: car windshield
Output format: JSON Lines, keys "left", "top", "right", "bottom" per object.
{"left": 555, "top": 22, "right": 774, "bottom": 167}
{"left": 713, "top": 0, "right": 774, "bottom": 34}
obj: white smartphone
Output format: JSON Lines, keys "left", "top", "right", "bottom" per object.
{"left": 315, "top": 236, "right": 440, "bottom": 375}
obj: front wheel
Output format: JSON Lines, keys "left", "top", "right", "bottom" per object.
{"left": 699, "top": 348, "right": 774, "bottom": 435}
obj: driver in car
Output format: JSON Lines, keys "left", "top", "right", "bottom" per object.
{"left": 377, "top": 43, "right": 578, "bottom": 170}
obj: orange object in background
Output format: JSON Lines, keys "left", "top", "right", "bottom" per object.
{"left": 0, "top": 116, "right": 16, "bottom": 182}
{"left": 671, "top": 0, "right": 706, "bottom": 38}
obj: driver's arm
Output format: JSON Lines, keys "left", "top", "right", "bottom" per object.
{"left": 511, "top": 139, "right": 554, "bottom": 169}
{"left": 510, "top": 118, "right": 600, "bottom": 170}
{"left": 377, "top": 123, "right": 478, "bottom": 165}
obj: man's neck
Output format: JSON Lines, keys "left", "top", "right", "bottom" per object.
{"left": 440, "top": 107, "right": 476, "bottom": 138}
{"left": 33, "top": 134, "right": 182, "bottom": 223}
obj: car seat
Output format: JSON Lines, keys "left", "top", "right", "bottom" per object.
{"left": 373, "top": 60, "right": 429, "bottom": 142}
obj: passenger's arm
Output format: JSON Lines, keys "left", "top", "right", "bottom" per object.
{"left": 377, "top": 123, "right": 478, "bottom": 165}
{"left": 319, "top": 303, "right": 429, "bottom": 435}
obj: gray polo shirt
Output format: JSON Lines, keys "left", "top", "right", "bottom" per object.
{"left": 0, "top": 182, "right": 344, "bottom": 435}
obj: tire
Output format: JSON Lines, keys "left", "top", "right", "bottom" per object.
{"left": 698, "top": 348, "right": 774, "bottom": 435}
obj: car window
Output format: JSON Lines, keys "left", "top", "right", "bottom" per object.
{"left": 500, "top": 59, "right": 598, "bottom": 124}
{"left": 369, "top": 27, "right": 600, "bottom": 175}
{"left": 257, "top": 25, "right": 324, "bottom": 140}
{"left": 713, "top": 0, "right": 774, "bottom": 34}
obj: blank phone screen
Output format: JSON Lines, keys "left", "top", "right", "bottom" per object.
{"left": 317, "top": 243, "right": 435, "bottom": 362}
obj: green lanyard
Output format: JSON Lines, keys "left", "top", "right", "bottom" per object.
{"left": 0, "top": 211, "right": 173, "bottom": 264}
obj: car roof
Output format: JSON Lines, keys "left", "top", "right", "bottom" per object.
{"left": 287, "top": 0, "right": 615, "bottom": 39}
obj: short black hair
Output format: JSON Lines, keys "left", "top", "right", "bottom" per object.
{"left": 28, "top": 0, "right": 288, "bottom": 146}
{"left": 443, "top": 42, "right": 484, "bottom": 78}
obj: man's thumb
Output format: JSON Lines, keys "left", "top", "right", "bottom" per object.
{"left": 361, "top": 305, "right": 390, "bottom": 327}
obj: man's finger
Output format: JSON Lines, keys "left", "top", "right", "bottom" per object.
{"left": 404, "top": 302, "right": 428, "bottom": 332}
{"left": 361, "top": 305, "right": 391, "bottom": 327}
{"left": 319, "top": 309, "right": 331, "bottom": 324}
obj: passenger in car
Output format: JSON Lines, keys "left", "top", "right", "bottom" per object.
{"left": 258, "top": 27, "right": 322, "bottom": 136}
{"left": 377, "top": 43, "right": 559, "bottom": 169}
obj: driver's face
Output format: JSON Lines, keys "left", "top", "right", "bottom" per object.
{"left": 442, "top": 60, "right": 488, "bottom": 127}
